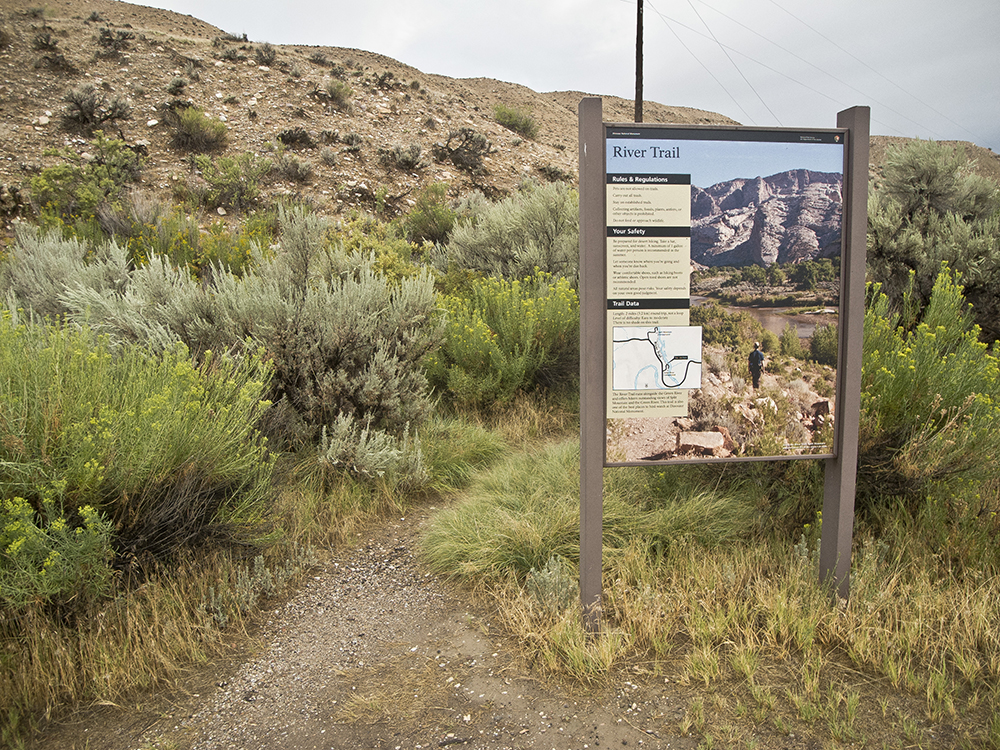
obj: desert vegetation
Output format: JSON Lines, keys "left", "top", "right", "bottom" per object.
{"left": 0, "top": 91, "right": 998, "bottom": 750}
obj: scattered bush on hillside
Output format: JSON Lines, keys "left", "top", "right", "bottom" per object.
{"left": 0, "top": 184, "right": 27, "bottom": 221}
{"left": 28, "top": 132, "right": 143, "bottom": 219}
{"left": 171, "top": 106, "right": 228, "bottom": 152}
{"left": 442, "top": 180, "right": 579, "bottom": 281}
{"left": 254, "top": 42, "right": 277, "bottom": 66}
{"left": 96, "top": 27, "right": 133, "bottom": 55}
{"left": 494, "top": 103, "right": 538, "bottom": 140}
{"left": 379, "top": 144, "right": 428, "bottom": 171}
{"left": 32, "top": 30, "right": 58, "bottom": 51}
{"left": 403, "top": 182, "right": 455, "bottom": 245}
{"left": 275, "top": 153, "right": 314, "bottom": 183}
{"left": 341, "top": 132, "right": 363, "bottom": 153}
{"left": 61, "top": 83, "right": 131, "bottom": 132}
{"left": 426, "top": 271, "right": 579, "bottom": 409}
{"left": 319, "top": 147, "right": 338, "bottom": 167}
{"left": 192, "top": 152, "right": 273, "bottom": 210}
{"left": 277, "top": 127, "right": 315, "bottom": 149}
{"left": 537, "top": 163, "right": 574, "bottom": 183}
{"left": 166, "top": 76, "right": 187, "bottom": 95}
{"left": 858, "top": 266, "right": 1000, "bottom": 506}
{"left": 868, "top": 139, "right": 1000, "bottom": 342}
{"left": 323, "top": 79, "right": 353, "bottom": 111}
{"left": 434, "top": 127, "right": 491, "bottom": 173}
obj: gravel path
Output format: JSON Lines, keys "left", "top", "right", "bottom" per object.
{"left": 34, "top": 507, "right": 698, "bottom": 750}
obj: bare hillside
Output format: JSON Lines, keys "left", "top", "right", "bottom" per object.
{"left": 2, "top": 0, "right": 998, "bottom": 230}
{"left": 0, "top": 0, "right": 739, "bottom": 226}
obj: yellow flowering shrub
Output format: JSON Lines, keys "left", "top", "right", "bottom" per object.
{"left": 426, "top": 271, "right": 579, "bottom": 408}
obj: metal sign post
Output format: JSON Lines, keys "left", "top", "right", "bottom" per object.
{"left": 578, "top": 97, "right": 606, "bottom": 631}
{"left": 819, "top": 106, "right": 869, "bottom": 600}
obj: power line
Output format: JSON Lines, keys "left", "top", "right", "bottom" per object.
{"left": 693, "top": 0, "right": 950, "bottom": 140}
{"left": 765, "top": 0, "right": 983, "bottom": 143}
{"left": 685, "top": 0, "right": 782, "bottom": 125}
{"left": 644, "top": 0, "right": 757, "bottom": 125}
{"left": 643, "top": 1, "right": 919, "bottom": 138}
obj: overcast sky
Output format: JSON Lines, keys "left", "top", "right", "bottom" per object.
{"left": 138, "top": 0, "right": 999, "bottom": 153}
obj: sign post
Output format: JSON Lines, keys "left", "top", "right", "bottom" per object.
{"left": 578, "top": 97, "right": 606, "bottom": 630}
{"left": 819, "top": 106, "right": 869, "bottom": 600}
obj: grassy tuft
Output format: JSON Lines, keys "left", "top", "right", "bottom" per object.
{"left": 493, "top": 103, "right": 539, "bottom": 140}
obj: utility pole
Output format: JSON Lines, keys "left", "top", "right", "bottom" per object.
{"left": 635, "top": 0, "right": 644, "bottom": 122}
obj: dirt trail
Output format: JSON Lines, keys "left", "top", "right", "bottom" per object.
{"left": 32, "top": 506, "right": 704, "bottom": 750}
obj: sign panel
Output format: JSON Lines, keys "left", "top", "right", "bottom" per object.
{"left": 603, "top": 125, "right": 846, "bottom": 465}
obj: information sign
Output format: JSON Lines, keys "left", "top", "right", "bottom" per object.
{"left": 603, "top": 125, "right": 846, "bottom": 465}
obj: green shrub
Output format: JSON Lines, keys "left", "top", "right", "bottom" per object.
{"left": 5, "top": 211, "right": 443, "bottom": 447}
{"left": 690, "top": 301, "right": 764, "bottom": 350}
{"left": 334, "top": 214, "right": 423, "bottom": 283}
{"left": 324, "top": 79, "right": 353, "bottom": 110}
{"left": 254, "top": 42, "right": 277, "bottom": 66}
{"left": 29, "top": 132, "right": 143, "bottom": 218}
{"left": 868, "top": 140, "right": 1000, "bottom": 342}
{"left": 1, "top": 496, "right": 114, "bottom": 613}
{"left": 171, "top": 106, "right": 228, "bottom": 152}
{"left": 858, "top": 267, "right": 1000, "bottom": 504}
{"left": 96, "top": 27, "right": 133, "bottom": 54}
{"left": 434, "top": 127, "right": 491, "bottom": 173}
{"left": 443, "top": 180, "right": 579, "bottom": 281}
{"left": 404, "top": 182, "right": 455, "bottom": 244}
{"left": 779, "top": 322, "right": 804, "bottom": 358}
{"left": 426, "top": 271, "right": 579, "bottom": 408}
{"left": 808, "top": 322, "right": 838, "bottom": 366}
{"left": 61, "top": 83, "right": 131, "bottom": 132}
{"left": 309, "top": 414, "right": 426, "bottom": 487}
{"left": 0, "top": 317, "right": 275, "bottom": 563}
{"left": 494, "top": 104, "right": 539, "bottom": 140}
{"left": 193, "top": 151, "right": 273, "bottom": 210}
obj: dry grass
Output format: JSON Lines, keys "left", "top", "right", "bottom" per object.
{"left": 423, "top": 429, "right": 1000, "bottom": 749}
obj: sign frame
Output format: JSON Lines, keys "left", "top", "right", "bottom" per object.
{"left": 578, "top": 99, "right": 870, "bottom": 627}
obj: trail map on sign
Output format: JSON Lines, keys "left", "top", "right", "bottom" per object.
{"left": 612, "top": 325, "right": 702, "bottom": 390}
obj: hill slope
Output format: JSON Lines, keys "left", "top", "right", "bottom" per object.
{"left": 1, "top": 0, "right": 998, "bottom": 231}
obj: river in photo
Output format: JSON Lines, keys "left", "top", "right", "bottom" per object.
{"left": 693, "top": 296, "right": 837, "bottom": 339}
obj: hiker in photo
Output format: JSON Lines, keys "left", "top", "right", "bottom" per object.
{"left": 748, "top": 341, "right": 765, "bottom": 389}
